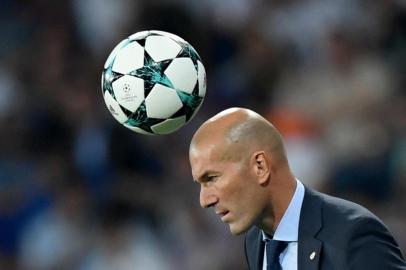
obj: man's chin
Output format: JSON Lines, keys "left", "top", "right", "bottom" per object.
{"left": 229, "top": 223, "right": 250, "bottom": 235}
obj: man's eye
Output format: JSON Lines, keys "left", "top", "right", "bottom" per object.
{"left": 208, "top": 175, "right": 218, "bottom": 181}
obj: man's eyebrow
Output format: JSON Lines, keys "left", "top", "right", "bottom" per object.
{"left": 195, "top": 171, "right": 219, "bottom": 183}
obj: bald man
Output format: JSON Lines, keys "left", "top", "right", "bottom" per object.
{"left": 189, "top": 108, "right": 406, "bottom": 270}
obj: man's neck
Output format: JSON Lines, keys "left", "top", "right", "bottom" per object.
{"left": 258, "top": 174, "right": 297, "bottom": 234}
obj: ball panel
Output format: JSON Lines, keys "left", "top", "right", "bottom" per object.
{"left": 123, "top": 124, "right": 154, "bottom": 135}
{"left": 102, "top": 66, "right": 125, "bottom": 99}
{"left": 145, "top": 35, "right": 182, "bottom": 62}
{"left": 145, "top": 84, "right": 183, "bottom": 119}
{"left": 104, "top": 38, "right": 130, "bottom": 69}
{"left": 125, "top": 102, "right": 163, "bottom": 131}
{"left": 112, "top": 75, "right": 144, "bottom": 112}
{"left": 164, "top": 58, "right": 197, "bottom": 94}
{"left": 149, "top": 30, "right": 186, "bottom": 43}
{"left": 175, "top": 91, "right": 204, "bottom": 121}
{"left": 103, "top": 91, "right": 128, "bottom": 123}
{"left": 112, "top": 41, "right": 144, "bottom": 74}
{"left": 190, "top": 98, "right": 204, "bottom": 120}
{"left": 197, "top": 60, "right": 207, "bottom": 97}
{"left": 151, "top": 115, "right": 187, "bottom": 134}
{"left": 128, "top": 31, "right": 150, "bottom": 41}
{"left": 176, "top": 41, "right": 202, "bottom": 68}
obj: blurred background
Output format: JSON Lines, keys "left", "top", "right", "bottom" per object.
{"left": 0, "top": 0, "right": 405, "bottom": 269}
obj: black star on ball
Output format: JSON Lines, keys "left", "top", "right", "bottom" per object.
{"left": 130, "top": 49, "right": 174, "bottom": 97}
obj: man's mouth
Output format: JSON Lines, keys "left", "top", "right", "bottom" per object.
{"left": 217, "top": 210, "right": 230, "bottom": 221}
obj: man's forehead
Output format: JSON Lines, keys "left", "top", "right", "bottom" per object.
{"left": 190, "top": 151, "right": 212, "bottom": 181}
{"left": 190, "top": 140, "right": 224, "bottom": 166}
{"left": 190, "top": 154, "right": 228, "bottom": 183}
{"left": 190, "top": 130, "right": 223, "bottom": 153}
{"left": 190, "top": 141, "right": 221, "bottom": 161}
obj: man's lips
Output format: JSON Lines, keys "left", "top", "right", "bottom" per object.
{"left": 216, "top": 210, "right": 230, "bottom": 221}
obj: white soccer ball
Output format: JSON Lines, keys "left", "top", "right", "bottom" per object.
{"left": 101, "top": 30, "right": 206, "bottom": 135}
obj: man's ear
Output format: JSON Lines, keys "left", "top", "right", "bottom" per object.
{"left": 251, "top": 151, "right": 270, "bottom": 185}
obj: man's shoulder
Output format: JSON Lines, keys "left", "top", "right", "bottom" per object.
{"left": 304, "top": 188, "right": 406, "bottom": 268}
{"left": 308, "top": 188, "right": 381, "bottom": 224}
{"left": 245, "top": 188, "right": 383, "bottom": 240}
{"left": 303, "top": 188, "right": 389, "bottom": 242}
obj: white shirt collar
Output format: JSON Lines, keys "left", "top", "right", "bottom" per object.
{"left": 262, "top": 179, "right": 305, "bottom": 242}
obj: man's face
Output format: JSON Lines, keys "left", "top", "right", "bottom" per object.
{"left": 190, "top": 143, "right": 266, "bottom": 235}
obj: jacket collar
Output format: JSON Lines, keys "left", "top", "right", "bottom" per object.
{"left": 245, "top": 227, "right": 265, "bottom": 270}
{"left": 245, "top": 187, "right": 325, "bottom": 270}
{"left": 297, "top": 187, "right": 323, "bottom": 270}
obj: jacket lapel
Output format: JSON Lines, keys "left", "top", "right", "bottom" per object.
{"left": 245, "top": 227, "right": 265, "bottom": 270}
{"left": 254, "top": 234, "right": 265, "bottom": 270}
{"left": 298, "top": 235, "right": 322, "bottom": 270}
{"left": 298, "top": 187, "right": 324, "bottom": 270}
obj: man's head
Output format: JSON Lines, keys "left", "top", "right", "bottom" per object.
{"left": 189, "top": 108, "right": 293, "bottom": 235}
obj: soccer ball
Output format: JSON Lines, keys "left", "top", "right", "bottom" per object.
{"left": 101, "top": 30, "right": 206, "bottom": 135}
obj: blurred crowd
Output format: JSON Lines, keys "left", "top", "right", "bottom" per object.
{"left": 0, "top": 0, "right": 405, "bottom": 269}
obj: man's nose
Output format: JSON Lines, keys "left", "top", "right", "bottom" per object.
{"left": 200, "top": 186, "right": 218, "bottom": 208}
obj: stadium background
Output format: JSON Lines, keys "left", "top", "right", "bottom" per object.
{"left": 0, "top": 0, "right": 405, "bottom": 269}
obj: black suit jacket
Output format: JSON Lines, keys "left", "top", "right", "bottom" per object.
{"left": 245, "top": 187, "right": 406, "bottom": 270}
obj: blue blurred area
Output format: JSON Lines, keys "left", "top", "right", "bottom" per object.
{"left": 0, "top": 0, "right": 405, "bottom": 269}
